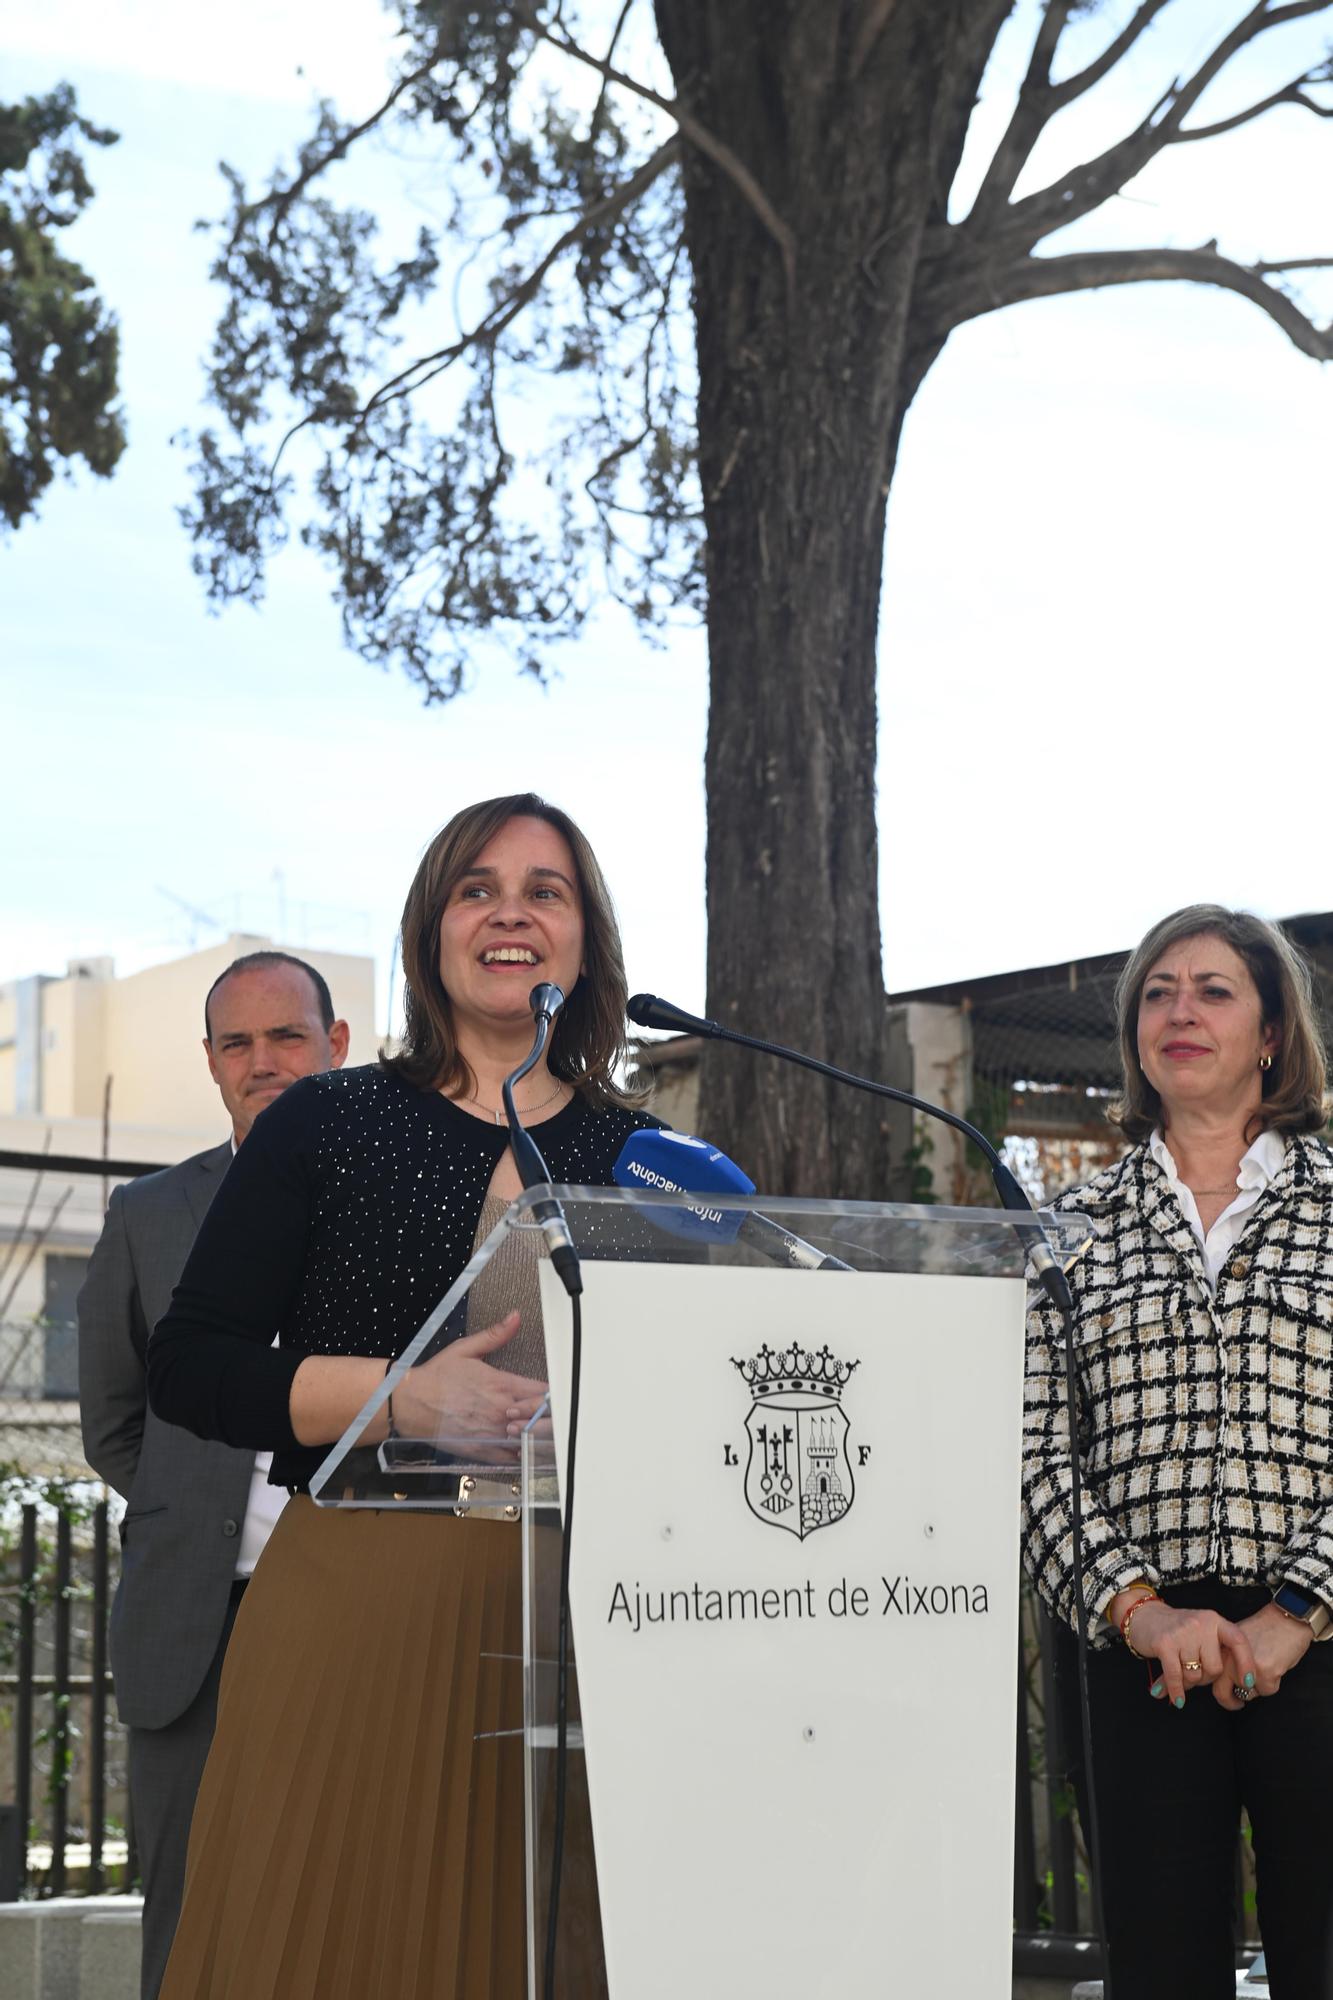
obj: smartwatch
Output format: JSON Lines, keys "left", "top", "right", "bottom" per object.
{"left": 1272, "top": 1581, "right": 1333, "bottom": 1640}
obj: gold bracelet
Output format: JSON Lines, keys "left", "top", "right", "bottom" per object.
{"left": 1118, "top": 1590, "right": 1162, "bottom": 1660}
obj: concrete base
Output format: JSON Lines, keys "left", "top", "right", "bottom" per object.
{"left": 0, "top": 1896, "right": 142, "bottom": 2000}
{"left": 79, "top": 1912, "right": 141, "bottom": 2000}
{"left": 1076, "top": 1974, "right": 1267, "bottom": 1999}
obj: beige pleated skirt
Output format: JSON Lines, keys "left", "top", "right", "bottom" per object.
{"left": 160, "top": 1494, "right": 594, "bottom": 2000}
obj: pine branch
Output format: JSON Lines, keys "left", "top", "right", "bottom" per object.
{"left": 514, "top": 2, "right": 797, "bottom": 294}
{"left": 353, "top": 138, "right": 680, "bottom": 428}
{"left": 224, "top": 42, "right": 451, "bottom": 254}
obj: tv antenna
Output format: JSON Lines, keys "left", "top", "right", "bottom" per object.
{"left": 157, "top": 886, "right": 224, "bottom": 950}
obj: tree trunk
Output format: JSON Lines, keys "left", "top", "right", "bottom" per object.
{"left": 655, "top": 0, "right": 1009, "bottom": 1195}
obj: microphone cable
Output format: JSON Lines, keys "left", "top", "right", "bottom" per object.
{"left": 626, "top": 993, "right": 1113, "bottom": 1996}
{"left": 498, "top": 984, "right": 581, "bottom": 2000}
{"left": 541, "top": 1291, "right": 581, "bottom": 2000}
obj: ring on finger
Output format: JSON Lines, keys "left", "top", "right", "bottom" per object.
{"left": 1232, "top": 1683, "right": 1256, "bottom": 1703}
{"left": 1183, "top": 1659, "right": 1202, "bottom": 1674}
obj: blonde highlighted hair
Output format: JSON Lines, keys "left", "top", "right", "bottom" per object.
{"left": 1110, "top": 903, "right": 1328, "bottom": 1143}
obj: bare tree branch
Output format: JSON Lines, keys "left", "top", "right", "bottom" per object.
{"left": 1176, "top": 77, "right": 1333, "bottom": 141}
{"left": 0, "top": 1130, "right": 50, "bottom": 1284}
{"left": 1010, "top": 1, "right": 1333, "bottom": 248}
{"left": 977, "top": 243, "right": 1333, "bottom": 360}
{"left": 969, "top": 2, "right": 1170, "bottom": 219}
{"left": 514, "top": 2, "right": 797, "bottom": 294}
{"left": 0, "top": 1188, "right": 72, "bottom": 1323}
{"left": 971, "top": 1, "right": 1078, "bottom": 216}
{"left": 1049, "top": 0, "right": 1173, "bottom": 108}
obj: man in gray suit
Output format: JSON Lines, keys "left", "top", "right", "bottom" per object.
{"left": 78, "top": 951, "right": 349, "bottom": 2000}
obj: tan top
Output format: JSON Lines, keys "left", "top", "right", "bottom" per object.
{"left": 468, "top": 1192, "right": 547, "bottom": 1381}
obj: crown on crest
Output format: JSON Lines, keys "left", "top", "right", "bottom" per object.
{"left": 731, "top": 1341, "right": 859, "bottom": 1402}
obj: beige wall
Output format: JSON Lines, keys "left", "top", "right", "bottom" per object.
{"left": 4, "top": 937, "right": 377, "bottom": 1144}
{"left": 97, "top": 936, "right": 377, "bottom": 1137}
{"left": 904, "top": 1000, "right": 974, "bottom": 1205}
{"left": 41, "top": 974, "right": 108, "bottom": 1120}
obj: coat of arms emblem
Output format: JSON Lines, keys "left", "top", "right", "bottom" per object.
{"left": 731, "top": 1342, "right": 860, "bottom": 1540}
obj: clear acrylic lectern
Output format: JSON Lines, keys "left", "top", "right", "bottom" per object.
{"left": 310, "top": 1186, "right": 1090, "bottom": 2000}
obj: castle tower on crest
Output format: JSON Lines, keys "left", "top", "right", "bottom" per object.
{"left": 801, "top": 1415, "right": 848, "bottom": 1531}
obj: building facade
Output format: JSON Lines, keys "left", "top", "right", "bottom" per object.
{"left": 0, "top": 938, "right": 376, "bottom": 1467}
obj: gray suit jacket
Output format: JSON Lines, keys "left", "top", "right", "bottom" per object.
{"left": 78, "top": 1142, "right": 263, "bottom": 1731}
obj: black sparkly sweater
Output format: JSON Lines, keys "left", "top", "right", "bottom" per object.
{"left": 147, "top": 1064, "right": 661, "bottom": 1490}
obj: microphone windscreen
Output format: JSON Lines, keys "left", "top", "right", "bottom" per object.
{"left": 612, "top": 1128, "right": 755, "bottom": 1245}
{"left": 626, "top": 993, "right": 710, "bottom": 1035}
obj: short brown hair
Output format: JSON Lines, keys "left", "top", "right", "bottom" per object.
{"left": 204, "top": 952, "right": 335, "bottom": 1039}
{"left": 382, "top": 793, "right": 640, "bottom": 1105}
{"left": 1110, "top": 904, "right": 1328, "bottom": 1143}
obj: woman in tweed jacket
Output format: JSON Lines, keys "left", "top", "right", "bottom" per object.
{"left": 1022, "top": 904, "right": 1333, "bottom": 2000}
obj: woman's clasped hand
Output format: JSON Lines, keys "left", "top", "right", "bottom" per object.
{"left": 391, "top": 1311, "right": 550, "bottom": 1443}
{"left": 1109, "top": 1589, "right": 1314, "bottom": 1709}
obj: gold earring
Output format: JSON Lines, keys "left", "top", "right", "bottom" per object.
{"left": 1259, "top": 1053, "right": 1274, "bottom": 1072}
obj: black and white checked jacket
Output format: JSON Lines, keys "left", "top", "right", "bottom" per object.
{"left": 1021, "top": 1133, "right": 1333, "bottom": 1642}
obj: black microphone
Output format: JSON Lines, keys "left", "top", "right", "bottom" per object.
{"left": 503, "top": 984, "right": 582, "bottom": 1298}
{"left": 626, "top": 993, "right": 1070, "bottom": 1309}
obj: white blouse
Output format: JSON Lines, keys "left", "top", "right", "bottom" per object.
{"left": 1148, "top": 1124, "right": 1287, "bottom": 1291}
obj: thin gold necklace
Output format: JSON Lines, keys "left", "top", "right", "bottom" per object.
{"left": 463, "top": 1079, "right": 566, "bottom": 1126}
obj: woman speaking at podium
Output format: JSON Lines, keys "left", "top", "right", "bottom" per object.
{"left": 149, "top": 793, "right": 658, "bottom": 2000}
{"left": 1022, "top": 905, "right": 1333, "bottom": 1999}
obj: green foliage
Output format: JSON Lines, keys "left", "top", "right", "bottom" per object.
{"left": 181, "top": 5, "right": 700, "bottom": 695}
{"left": 0, "top": 84, "right": 125, "bottom": 530}
{"left": 0, "top": 1463, "right": 98, "bottom": 1677}
{"left": 0, "top": 1469, "right": 106, "bottom": 1835}
{"left": 903, "top": 1117, "right": 937, "bottom": 1204}
{"left": 963, "top": 1077, "right": 1012, "bottom": 1205}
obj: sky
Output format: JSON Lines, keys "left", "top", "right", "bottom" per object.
{"left": 4, "top": 0, "right": 1332, "bottom": 1044}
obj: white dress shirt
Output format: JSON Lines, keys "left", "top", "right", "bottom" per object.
{"left": 229, "top": 1136, "right": 288, "bottom": 1575}
{"left": 1148, "top": 1125, "right": 1287, "bottom": 1290}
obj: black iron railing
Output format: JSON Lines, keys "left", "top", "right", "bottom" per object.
{"left": 0, "top": 1498, "right": 134, "bottom": 1899}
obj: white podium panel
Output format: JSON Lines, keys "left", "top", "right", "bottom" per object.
{"left": 540, "top": 1258, "right": 1026, "bottom": 2000}
{"left": 308, "top": 1184, "right": 1091, "bottom": 1998}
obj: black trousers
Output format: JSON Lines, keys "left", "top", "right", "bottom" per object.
{"left": 1055, "top": 1581, "right": 1333, "bottom": 2000}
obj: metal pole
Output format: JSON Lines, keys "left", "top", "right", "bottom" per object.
{"left": 15, "top": 1507, "right": 36, "bottom": 1895}
{"left": 88, "top": 1504, "right": 109, "bottom": 1893}
{"left": 50, "top": 1511, "right": 71, "bottom": 1898}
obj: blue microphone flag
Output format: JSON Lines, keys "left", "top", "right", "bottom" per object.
{"left": 612, "top": 1128, "right": 755, "bottom": 1244}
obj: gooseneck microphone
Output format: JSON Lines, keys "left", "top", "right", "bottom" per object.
{"left": 627, "top": 990, "right": 1111, "bottom": 1995}
{"left": 626, "top": 993, "right": 1069, "bottom": 1307}
{"left": 502, "top": 984, "right": 581, "bottom": 1298}
{"left": 613, "top": 1128, "right": 853, "bottom": 1272}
